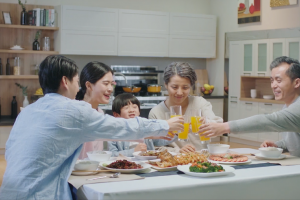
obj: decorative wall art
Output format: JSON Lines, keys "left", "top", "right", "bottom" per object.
{"left": 270, "top": 0, "right": 298, "bottom": 7}
{"left": 238, "top": 0, "right": 261, "bottom": 24}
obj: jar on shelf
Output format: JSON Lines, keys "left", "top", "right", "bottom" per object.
{"left": 13, "top": 57, "right": 20, "bottom": 75}
{"left": 43, "top": 37, "right": 50, "bottom": 51}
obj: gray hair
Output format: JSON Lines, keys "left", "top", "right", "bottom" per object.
{"left": 163, "top": 62, "right": 197, "bottom": 86}
{"left": 270, "top": 56, "right": 300, "bottom": 81}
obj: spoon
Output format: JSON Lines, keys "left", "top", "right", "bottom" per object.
{"left": 86, "top": 172, "right": 120, "bottom": 181}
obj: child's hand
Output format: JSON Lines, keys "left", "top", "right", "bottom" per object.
{"left": 134, "top": 143, "right": 147, "bottom": 152}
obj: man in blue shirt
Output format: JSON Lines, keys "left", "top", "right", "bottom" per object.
{"left": 0, "top": 55, "right": 183, "bottom": 200}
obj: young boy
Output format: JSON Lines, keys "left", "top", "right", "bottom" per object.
{"left": 108, "top": 93, "right": 174, "bottom": 156}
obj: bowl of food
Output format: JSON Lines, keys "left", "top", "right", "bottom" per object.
{"left": 74, "top": 160, "right": 99, "bottom": 171}
{"left": 263, "top": 95, "right": 274, "bottom": 100}
{"left": 259, "top": 147, "right": 283, "bottom": 158}
{"left": 207, "top": 144, "right": 230, "bottom": 155}
{"left": 87, "top": 151, "right": 112, "bottom": 162}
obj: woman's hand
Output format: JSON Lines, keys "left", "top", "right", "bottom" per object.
{"left": 199, "top": 122, "right": 230, "bottom": 137}
{"left": 134, "top": 143, "right": 147, "bottom": 152}
{"left": 167, "top": 116, "right": 184, "bottom": 132}
{"left": 179, "top": 144, "right": 196, "bottom": 153}
{"left": 260, "top": 140, "right": 278, "bottom": 148}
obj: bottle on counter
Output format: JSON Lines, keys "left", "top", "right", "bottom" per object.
{"left": 6, "top": 58, "right": 10, "bottom": 75}
{"left": 14, "top": 57, "right": 20, "bottom": 75}
{"left": 11, "top": 96, "right": 17, "bottom": 119}
{"left": 0, "top": 58, "right": 3, "bottom": 75}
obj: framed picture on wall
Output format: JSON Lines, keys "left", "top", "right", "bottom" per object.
{"left": 238, "top": 0, "right": 261, "bottom": 24}
{"left": 2, "top": 11, "right": 12, "bottom": 24}
{"left": 270, "top": 0, "right": 298, "bottom": 7}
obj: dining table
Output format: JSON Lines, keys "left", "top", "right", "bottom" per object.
{"left": 72, "top": 148, "right": 300, "bottom": 200}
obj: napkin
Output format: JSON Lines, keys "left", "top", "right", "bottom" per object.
{"left": 68, "top": 173, "right": 144, "bottom": 189}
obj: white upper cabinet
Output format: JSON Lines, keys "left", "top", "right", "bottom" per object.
{"left": 269, "top": 38, "right": 286, "bottom": 62}
{"left": 118, "top": 33, "right": 168, "bottom": 57}
{"left": 169, "top": 13, "right": 216, "bottom": 36}
{"left": 241, "top": 40, "right": 255, "bottom": 76}
{"left": 61, "top": 6, "right": 118, "bottom": 32}
{"left": 255, "top": 39, "right": 270, "bottom": 76}
{"left": 169, "top": 13, "right": 216, "bottom": 58}
{"left": 286, "top": 38, "right": 300, "bottom": 61}
{"left": 118, "top": 9, "right": 169, "bottom": 34}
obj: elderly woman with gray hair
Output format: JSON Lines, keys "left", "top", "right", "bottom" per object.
{"left": 149, "top": 62, "right": 223, "bottom": 153}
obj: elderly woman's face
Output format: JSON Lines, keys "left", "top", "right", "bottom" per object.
{"left": 165, "top": 75, "right": 191, "bottom": 105}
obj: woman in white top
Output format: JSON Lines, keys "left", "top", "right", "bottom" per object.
{"left": 149, "top": 62, "right": 223, "bottom": 152}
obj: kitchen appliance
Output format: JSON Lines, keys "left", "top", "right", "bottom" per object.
{"left": 112, "top": 65, "right": 163, "bottom": 97}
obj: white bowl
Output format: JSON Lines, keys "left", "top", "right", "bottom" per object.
{"left": 259, "top": 147, "right": 283, "bottom": 158}
{"left": 207, "top": 144, "right": 230, "bottom": 155}
{"left": 74, "top": 160, "right": 99, "bottom": 171}
{"left": 87, "top": 151, "right": 112, "bottom": 162}
{"left": 263, "top": 95, "right": 274, "bottom": 100}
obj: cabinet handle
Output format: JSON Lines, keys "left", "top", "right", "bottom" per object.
{"left": 230, "top": 101, "right": 237, "bottom": 103}
{"left": 243, "top": 73, "right": 251, "bottom": 76}
{"left": 264, "top": 103, "right": 272, "bottom": 106}
{"left": 245, "top": 102, "right": 253, "bottom": 105}
{"left": 257, "top": 73, "right": 266, "bottom": 76}
{"left": 230, "top": 96, "right": 237, "bottom": 98}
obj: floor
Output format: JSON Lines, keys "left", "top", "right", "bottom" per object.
{"left": 0, "top": 141, "right": 257, "bottom": 187}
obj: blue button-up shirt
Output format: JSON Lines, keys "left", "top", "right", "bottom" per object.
{"left": 0, "top": 93, "right": 168, "bottom": 200}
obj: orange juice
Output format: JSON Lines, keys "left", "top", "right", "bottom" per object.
{"left": 191, "top": 116, "right": 201, "bottom": 133}
{"left": 178, "top": 123, "right": 189, "bottom": 140}
{"left": 199, "top": 132, "right": 210, "bottom": 141}
{"left": 171, "top": 115, "right": 182, "bottom": 134}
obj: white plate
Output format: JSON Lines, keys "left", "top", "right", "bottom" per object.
{"left": 100, "top": 160, "right": 151, "bottom": 173}
{"left": 71, "top": 171, "right": 98, "bottom": 176}
{"left": 133, "top": 151, "right": 158, "bottom": 160}
{"left": 255, "top": 153, "right": 286, "bottom": 160}
{"left": 208, "top": 158, "right": 252, "bottom": 165}
{"left": 177, "top": 164, "right": 235, "bottom": 177}
{"left": 10, "top": 47, "right": 24, "bottom": 50}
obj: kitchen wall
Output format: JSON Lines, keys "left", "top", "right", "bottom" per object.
{"left": 207, "top": 0, "right": 300, "bottom": 95}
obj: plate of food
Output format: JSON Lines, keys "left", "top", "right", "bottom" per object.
{"left": 148, "top": 150, "right": 209, "bottom": 171}
{"left": 133, "top": 151, "right": 160, "bottom": 160}
{"left": 100, "top": 160, "right": 151, "bottom": 173}
{"left": 208, "top": 153, "right": 251, "bottom": 164}
{"left": 177, "top": 162, "right": 235, "bottom": 177}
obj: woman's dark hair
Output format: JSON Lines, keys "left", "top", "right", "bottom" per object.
{"left": 112, "top": 93, "right": 141, "bottom": 114}
{"left": 164, "top": 62, "right": 197, "bottom": 86}
{"left": 76, "top": 61, "right": 113, "bottom": 100}
{"left": 270, "top": 56, "right": 300, "bottom": 81}
{"left": 39, "top": 55, "right": 78, "bottom": 94}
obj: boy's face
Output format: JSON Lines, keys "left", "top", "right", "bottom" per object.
{"left": 114, "top": 102, "right": 140, "bottom": 119}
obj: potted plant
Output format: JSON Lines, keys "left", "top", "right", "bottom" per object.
{"left": 33, "top": 30, "right": 41, "bottom": 50}
{"left": 18, "top": 0, "right": 28, "bottom": 25}
{"left": 15, "top": 82, "right": 29, "bottom": 107}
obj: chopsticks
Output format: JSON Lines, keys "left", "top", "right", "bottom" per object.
{"left": 72, "top": 170, "right": 114, "bottom": 173}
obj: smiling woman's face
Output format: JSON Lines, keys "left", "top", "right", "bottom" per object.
{"left": 165, "top": 75, "right": 191, "bottom": 105}
{"left": 90, "top": 72, "right": 114, "bottom": 104}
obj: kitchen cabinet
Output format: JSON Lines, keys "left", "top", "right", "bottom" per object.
{"left": 286, "top": 38, "right": 300, "bottom": 61}
{"left": 169, "top": 13, "right": 216, "bottom": 58}
{"left": 59, "top": 30, "right": 118, "bottom": 55}
{"left": 238, "top": 101, "right": 259, "bottom": 141}
{"left": 55, "top": 5, "right": 118, "bottom": 55}
{"left": 255, "top": 39, "right": 270, "bottom": 76}
{"left": 207, "top": 99, "right": 223, "bottom": 120}
{"left": 119, "top": 9, "right": 169, "bottom": 34}
{"left": 118, "top": 33, "right": 168, "bottom": 57}
{"left": 257, "top": 103, "right": 283, "bottom": 142}
{"left": 269, "top": 38, "right": 286, "bottom": 62}
{"left": 241, "top": 40, "right": 255, "bottom": 76}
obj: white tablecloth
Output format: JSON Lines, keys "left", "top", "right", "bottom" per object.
{"left": 78, "top": 153, "right": 300, "bottom": 200}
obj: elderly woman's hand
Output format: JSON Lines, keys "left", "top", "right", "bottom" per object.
{"left": 199, "top": 122, "right": 230, "bottom": 138}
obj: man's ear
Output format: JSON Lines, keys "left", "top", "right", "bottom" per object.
{"left": 113, "top": 112, "right": 121, "bottom": 117}
{"left": 294, "top": 78, "right": 300, "bottom": 89}
{"left": 61, "top": 76, "right": 68, "bottom": 89}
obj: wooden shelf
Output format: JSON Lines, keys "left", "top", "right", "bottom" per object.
{"left": 0, "top": 24, "right": 59, "bottom": 30}
{"left": 0, "top": 50, "right": 59, "bottom": 54}
{"left": 240, "top": 97, "right": 284, "bottom": 104}
{"left": 0, "top": 75, "right": 38, "bottom": 79}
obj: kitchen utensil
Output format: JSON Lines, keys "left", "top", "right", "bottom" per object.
{"left": 72, "top": 169, "right": 114, "bottom": 173}
{"left": 263, "top": 95, "right": 274, "bottom": 100}
{"left": 122, "top": 86, "right": 142, "bottom": 93}
{"left": 110, "top": 172, "right": 120, "bottom": 178}
{"left": 250, "top": 89, "right": 257, "bottom": 98}
{"left": 147, "top": 84, "right": 161, "bottom": 93}
{"left": 86, "top": 172, "right": 120, "bottom": 181}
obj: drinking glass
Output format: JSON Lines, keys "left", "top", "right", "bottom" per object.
{"left": 165, "top": 112, "right": 175, "bottom": 138}
{"left": 190, "top": 109, "right": 201, "bottom": 136}
{"left": 43, "top": 37, "right": 50, "bottom": 51}
{"left": 199, "top": 116, "right": 211, "bottom": 144}
{"left": 170, "top": 106, "right": 182, "bottom": 134}
{"left": 178, "top": 115, "right": 189, "bottom": 142}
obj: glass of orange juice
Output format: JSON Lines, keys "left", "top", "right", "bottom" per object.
{"left": 170, "top": 105, "right": 182, "bottom": 133}
{"left": 178, "top": 115, "right": 189, "bottom": 142}
{"left": 165, "top": 112, "right": 175, "bottom": 137}
{"left": 191, "top": 109, "right": 201, "bottom": 136}
{"left": 199, "top": 116, "right": 211, "bottom": 144}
